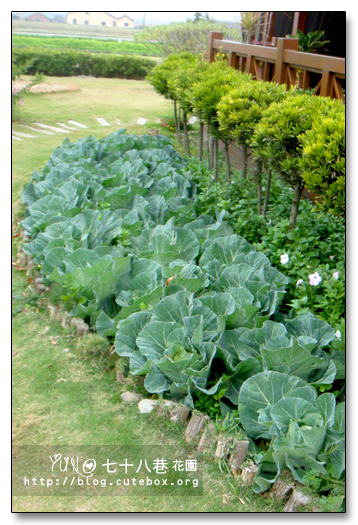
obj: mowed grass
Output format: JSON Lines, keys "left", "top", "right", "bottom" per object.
{"left": 12, "top": 75, "right": 172, "bottom": 215}
{"left": 11, "top": 295, "right": 287, "bottom": 512}
{"left": 12, "top": 77, "right": 290, "bottom": 512}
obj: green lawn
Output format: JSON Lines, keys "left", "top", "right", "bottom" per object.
{"left": 11, "top": 76, "right": 297, "bottom": 513}
{"left": 12, "top": 75, "right": 172, "bottom": 215}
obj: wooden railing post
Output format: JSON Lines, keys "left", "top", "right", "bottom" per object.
{"left": 319, "top": 70, "right": 333, "bottom": 97}
{"left": 208, "top": 31, "right": 223, "bottom": 62}
{"left": 274, "top": 37, "right": 299, "bottom": 86}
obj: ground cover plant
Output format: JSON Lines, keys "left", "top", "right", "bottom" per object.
{"left": 189, "top": 161, "right": 345, "bottom": 334}
{"left": 19, "top": 127, "right": 345, "bottom": 502}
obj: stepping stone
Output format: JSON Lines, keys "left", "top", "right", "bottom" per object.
{"left": 96, "top": 117, "right": 110, "bottom": 127}
{"left": 68, "top": 120, "right": 88, "bottom": 129}
{"left": 56, "top": 122, "right": 78, "bottom": 130}
{"left": 12, "top": 131, "right": 39, "bottom": 139}
{"left": 22, "top": 125, "right": 55, "bottom": 135}
{"left": 12, "top": 136, "right": 23, "bottom": 140}
{"left": 138, "top": 399, "right": 157, "bottom": 414}
{"left": 34, "top": 123, "right": 69, "bottom": 133}
{"left": 136, "top": 117, "right": 147, "bottom": 125}
{"left": 121, "top": 391, "right": 143, "bottom": 403}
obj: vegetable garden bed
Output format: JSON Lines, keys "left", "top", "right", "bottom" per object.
{"left": 19, "top": 129, "right": 345, "bottom": 505}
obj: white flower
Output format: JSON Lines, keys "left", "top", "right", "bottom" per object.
{"left": 309, "top": 272, "right": 322, "bottom": 286}
{"left": 280, "top": 253, "right": 289, "bottom": 265}
{"left": 296, "top": 279, "right": 304, "bottom": 287}
{"left": 188, "top": 116, "right": 198, "bottom": 124}
{"left": 333, "top": 271, "right": 339, "bottom": 280}
{"left": 335, "top": 330, "right": 342, "bottom": 340}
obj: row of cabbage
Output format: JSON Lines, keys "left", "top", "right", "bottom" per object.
{"left": 21, "top": 130, "right": 344, "bottom": 492}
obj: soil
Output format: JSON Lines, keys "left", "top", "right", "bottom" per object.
{"left": 13, "top": 80, "right": 80, "bottom": 94}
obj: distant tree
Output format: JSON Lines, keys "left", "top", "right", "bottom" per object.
{"left": 193, "top": 12, "right": 210, "bottom": 22}
{"left": 135, "top": 20, "right": 241, "bottom": 57}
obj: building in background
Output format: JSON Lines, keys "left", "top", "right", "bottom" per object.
{"left": 26, "top": 13, "right": 52, "bottom": 23}
{"left": 66, "top": 12, "right": 134, "bottom": 28}
{"left": 52, "top": 14, "right": 66, "bottom": 24}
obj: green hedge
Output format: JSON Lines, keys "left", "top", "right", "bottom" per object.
{"left": 12, "top": 48, "right": 156, "bottom": 80}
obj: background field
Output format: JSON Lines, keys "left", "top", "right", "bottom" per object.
{"left": 12, "top": 20, "right": 138, "bottom": 39}
{"left": 12, "top": 34, "right": 160, "bottom": 56}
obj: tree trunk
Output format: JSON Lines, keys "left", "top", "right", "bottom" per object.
{"left": 177, "top": 107, "right": 182, "bottom": 145}
{"left": 210, "top": 137, "right": 215, "bottom": 168}
{"left": 263, "top": 169, "right": 272, "bottom": 216}
{"left": 242, "top": 144, "right": 248, "bottom": 179}
{"left": 224, "top": 142, "right": 231, "bottom": 183}
{"left": 182, "top": 111, "right": 191, "bottom": 156}
{"left": 289, "top": 182, "right": 304, "bottom": 230}
{"left": 207, "top": 133, "right": 211, "bottom": 168}
{"left": 199, "top": 121, "right": 203, "bottom": 161}
{"left": 214, "top": 138, "right": 219, "bottom": 182}
{"left": 173, "top": 100, "right": 179, "bottom": 143}
{"left": 257, "top": 163, "right": 262, "bottom": 215}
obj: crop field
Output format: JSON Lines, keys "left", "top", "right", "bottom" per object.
{"left": 12, "top": 34, "right": 160, "bottom": 57}
{"left": 12, "top": 19, "right": 138, "bottom": 39}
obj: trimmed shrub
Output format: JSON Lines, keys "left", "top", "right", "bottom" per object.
{"left": 299, "top": 114, "right": 345, "bottom": 217}
{"left": 251, "top": 94, "right": 344, "bottom": 229}
{"left": 12, "top": 48, "right": 156, "bottom": 80}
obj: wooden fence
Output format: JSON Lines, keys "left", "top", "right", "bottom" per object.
{"left": 208, "top": 32, "right": 345, "bottom": 100}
